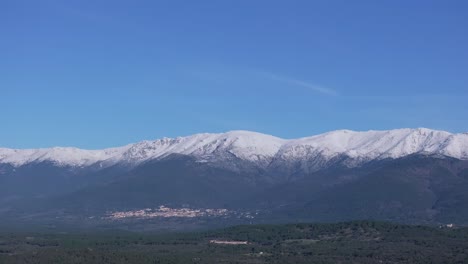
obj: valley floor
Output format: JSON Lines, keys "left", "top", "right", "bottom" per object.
{"left": 1, "top": 221, "right": 467, "bottom": 264}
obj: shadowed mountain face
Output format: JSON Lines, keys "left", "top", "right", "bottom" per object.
{"left": 1, "top": 129, "right": 468, "bottom": 229}
{"left": 1, "top": 154, "right": 468, "bottom": 228}
{"left": 260, "top": 156, "right": 468, "bottom": 224}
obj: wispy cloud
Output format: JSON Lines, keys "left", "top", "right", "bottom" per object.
{"left": 262, "top": 72, "right": 338, "bottom": 96}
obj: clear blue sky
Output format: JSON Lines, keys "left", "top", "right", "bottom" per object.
{"left": 1, "top": 0, "right": 468, "bottom": 149}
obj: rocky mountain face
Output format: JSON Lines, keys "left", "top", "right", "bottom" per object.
{"left": 1, "top": 128, "right": 468, "bottom": 228}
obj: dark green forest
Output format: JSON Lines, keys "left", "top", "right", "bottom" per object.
{"left": 1, "top": 221, "right": 467, "bottom": 264}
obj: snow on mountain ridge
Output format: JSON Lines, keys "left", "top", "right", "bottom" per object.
{"left": 275, "top": 128, "right": 461, "bottom": 162}
{"left": 0, "top": 145, "right": 132, "bottom": 167}
{"left": 120, "top": 130, "right": 285, "bottom": 164}
{"left": 0, "top": 128, "right": 467, "bottom": 167}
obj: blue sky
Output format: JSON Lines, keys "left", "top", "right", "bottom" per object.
{"left": 1, "top": 0, "right": 468, "bottom": 149}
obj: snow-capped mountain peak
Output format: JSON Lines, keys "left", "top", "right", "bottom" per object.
{"left": 120, "top": 130, "right": 285, "bottom": 164}
{"left": 275, "top": 128, "right": 463, "bottom": 162}
{"left": 0, "top": 128, "right": 467, "bottom": 168}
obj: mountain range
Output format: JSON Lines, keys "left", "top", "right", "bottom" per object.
{"left": 2, "top": 128, "right": 468, "bottom": 168}
{"left": 1, "top": 128, "right": 468, "bottom": 230}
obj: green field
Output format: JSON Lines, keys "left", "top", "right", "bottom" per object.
{"left": 1, "top": 221, "right": 467, "bottom": 264}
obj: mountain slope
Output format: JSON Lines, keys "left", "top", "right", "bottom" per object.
{"left": 260, "top": 156, "right": 468, "bottom": 224}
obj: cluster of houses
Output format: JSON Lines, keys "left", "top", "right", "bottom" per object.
{"left": 209, "top": 240, "right": 248, "bottom": 245}
{"left": 106, "top": 205, "right": 230, "bottom": 219}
